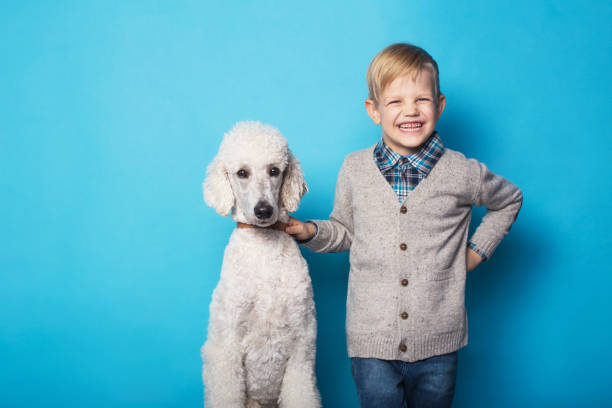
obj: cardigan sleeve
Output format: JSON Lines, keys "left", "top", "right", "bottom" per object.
{"left": 468, "top": 161, "right": 523, "bottom": 260}
{"left": 301, "top": 158, "right": 354, "bottom": 253}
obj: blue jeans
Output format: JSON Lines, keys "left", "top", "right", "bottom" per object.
{"left": 350, "top": 352, "right": 458, "bottom": 408}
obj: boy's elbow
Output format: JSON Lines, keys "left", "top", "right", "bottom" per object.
{"left": 515, "top": 186, "right": 523, "bottom": 204}
{"left": 513, "top": 188, "right": 523, "bottom": 221}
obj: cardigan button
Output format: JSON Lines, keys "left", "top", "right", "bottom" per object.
{"left": 400, "top": 243, "right": 407, "bottom": 251}
{"left": 401, "top": 279, "right": 408, "bottom": 286}
{"left": 399, "top": 344, "right": 407, "bottom": 352}
{"left": 400, "top": 206, "right": 407, "bottom": 214}
{"left": 401, "top": 312, "right": 408, "bottom": 320}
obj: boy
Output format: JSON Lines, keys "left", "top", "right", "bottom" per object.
{"left": 286, "top": 43, "right": 522, "bottom": 407}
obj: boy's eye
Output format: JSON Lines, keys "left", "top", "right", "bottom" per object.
{"left": 387, "top": 100, "right": 400, "bottom": 105}
{"left": 417, "top": 98, "right": 430, "bottom": 102}
{"left": 269, "top": 167, "right": 280, "bottom": 177}
{"left": 237, "top": 169, "right": 249, "bottom": 178}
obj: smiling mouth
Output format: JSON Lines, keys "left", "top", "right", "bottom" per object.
{"left": 397, "top": 121, "right": 424, "bottom": 132}
{"left": 398, "top": 121, "right": 423, "bottom": 129}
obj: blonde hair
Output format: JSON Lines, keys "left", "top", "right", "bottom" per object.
{"left": 366, "top": 43, "right": 440, "bottom": 104}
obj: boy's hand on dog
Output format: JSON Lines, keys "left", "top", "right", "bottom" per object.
{"left": 286, "top": 217, "right": 316, "bottom": 241}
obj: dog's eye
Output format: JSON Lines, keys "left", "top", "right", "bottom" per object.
{"left": 237, "top": 169, "right": 248, "bottom": 178}
{"left": 269, "top": 167, "right": 280, "bottom": 177}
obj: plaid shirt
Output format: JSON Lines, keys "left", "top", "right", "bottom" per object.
{"left": 373, "top": 132, "right": 487, "bottom": 260}
{"left": 374, "top": 132, "right": 445, "bottom": 203}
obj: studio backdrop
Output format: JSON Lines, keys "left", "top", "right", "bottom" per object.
{"left": 1, "top": 1, "right": 611, "bottom": 407}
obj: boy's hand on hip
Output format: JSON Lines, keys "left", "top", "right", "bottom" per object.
{"left": 466, "top": 248, "right": 483, "bottom": 272}
{"left": 285, "top": 217, "right": 316, "bottom": 241}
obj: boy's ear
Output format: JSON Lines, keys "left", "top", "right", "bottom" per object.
{"left": 436, "top": 93, "right": 446, "bottom": 120}
{"left": 365, "top": 99, "right": 381, "bottom": 124}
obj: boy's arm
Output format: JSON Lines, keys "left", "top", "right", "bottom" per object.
{"left": 300, "top": 160, "right": 354, "bottom": 253}
{"left": 466, "top": 247, "right": 483, "bottom": 272}
{"left": 468, "top": 161, "right": 523, "bottom": 261}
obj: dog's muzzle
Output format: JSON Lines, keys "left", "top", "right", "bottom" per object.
{"left": 254, "top": 201, "right": 274, "bottom": 220}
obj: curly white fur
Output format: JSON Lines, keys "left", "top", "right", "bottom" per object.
{"left": 201, "top": 121, "right": 320, "bottom": 408}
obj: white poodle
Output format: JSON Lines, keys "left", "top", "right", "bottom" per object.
{"left": 201, "top": 121, "right": 321, "bottom": 408}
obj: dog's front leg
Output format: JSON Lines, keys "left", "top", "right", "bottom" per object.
{"left": 278, "top": 300, "right": 321, "bottom": 408}
{"left": 201, "top": 285, "right": 249, "bottom": 408}
{"left": 202, "top": 339, "right": 245, "bottom": 407}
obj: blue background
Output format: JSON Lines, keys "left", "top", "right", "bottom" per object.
{"left": 2, "top": 1, "right": 611, "bottom": 406}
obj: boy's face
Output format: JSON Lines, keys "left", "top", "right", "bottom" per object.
{"left": 365, "top": 69, "right": 445, "bottom": 156}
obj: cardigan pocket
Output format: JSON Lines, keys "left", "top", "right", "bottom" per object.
{"left": 426, "top": 265, "right": 455, "bottom": 281}
{"left": 420, "top": 265, "right": 465, "bottom": 333}
{"left": 347, "top": 277, "right": 395, "bottom": 333}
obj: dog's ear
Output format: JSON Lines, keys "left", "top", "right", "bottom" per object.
{"left": 280, "top": 150, "right": 308, "bottom": 213}
{"left": 203, "top": 155, "right": 234, "bottom": 216}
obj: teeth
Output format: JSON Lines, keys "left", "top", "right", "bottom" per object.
{"left": 399, "top": 122, "right": 422, "bottom": 129}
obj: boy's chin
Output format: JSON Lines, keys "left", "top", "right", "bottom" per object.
{"left": 384, "top": 137, "right": 428, "bottom": 155}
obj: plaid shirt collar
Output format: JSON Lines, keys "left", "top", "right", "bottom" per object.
{"left": 374, "top": 131, "right": 445, "bottom": 176}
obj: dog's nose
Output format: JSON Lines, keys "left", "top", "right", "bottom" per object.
{"left": 254, "top": 201, "right": 274, "bottom": 220}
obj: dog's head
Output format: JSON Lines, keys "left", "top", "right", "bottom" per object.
{"left": 203, "top": 121, "right": 308, "bottom": 226}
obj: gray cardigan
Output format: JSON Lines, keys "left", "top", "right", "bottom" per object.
{"left": 303, "top": 146, "right": 523, "bottom": 362}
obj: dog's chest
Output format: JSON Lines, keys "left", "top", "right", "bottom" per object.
{"left": 224, "top": 229, "right": 311, "bottom": 335}
{"left": 244, "top": 242, "right": 306, "bottom": 335}
{"left": 214, "top": 229, "right": 314, "bottom": 401}
{"left": 246, "top": 282, "right": 293, "bottom": 336}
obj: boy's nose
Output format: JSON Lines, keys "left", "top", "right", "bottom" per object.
{"left": 403, "top": 104, "right": 419, "bottom": 116}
